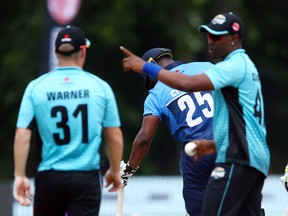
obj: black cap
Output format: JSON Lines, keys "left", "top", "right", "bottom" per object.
{"left": 55, "top": 26, "right": 91, "bottom": 55}
{"left": 141, "top": 48, "right": 173, "bottom": 90}
{"left": 198, "top": 12, "right": 244, "bottom": 38}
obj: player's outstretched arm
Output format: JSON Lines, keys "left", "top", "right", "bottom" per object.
{"left": 120, "top": 46, "right": 214, "bottom": 92}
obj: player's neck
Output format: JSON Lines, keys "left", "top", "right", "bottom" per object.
{"left": 58, "top": 59, "right": 84, "bottom": 68}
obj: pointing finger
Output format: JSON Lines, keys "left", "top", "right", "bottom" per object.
{"left": 120, "top": 46, "right": 134, "bottom": 57}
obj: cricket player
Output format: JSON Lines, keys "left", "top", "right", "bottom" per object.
{"left": 13, "top": 26, "right": 123, "bottom": 216}
{"left": 121, "top": 48, "right": 216, "bottom": 215}
{"left": 120, "top": 12, "right": 270, "bottom": 216}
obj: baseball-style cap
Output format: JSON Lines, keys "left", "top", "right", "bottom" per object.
{"left": 141, "top": 48, "right": 173, "bottom": 90}
{"left": 198, "top": 12, "right": 244, "bottom": 38}
{"left": 55, "top": 26, "right": 91, "bottom": 55}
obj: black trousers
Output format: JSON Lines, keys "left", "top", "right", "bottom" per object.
{"left": 34, "top": 170, "right": 102, "bottom": 216}
{"left": 201, "top": 163, "right": 266, "bottom": 216}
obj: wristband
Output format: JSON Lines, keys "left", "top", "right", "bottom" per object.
{"left": 127, "top": 161, "right": 139, "bottom": 173}
{"left": 142, "top": 62, "right": 162, "bottom": 79}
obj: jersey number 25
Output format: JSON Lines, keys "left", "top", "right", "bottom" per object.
{"left": 177, "top": 92, "right": 214, "bottom": 127}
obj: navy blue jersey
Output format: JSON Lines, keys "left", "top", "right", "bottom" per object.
{"left": 144, "top": 62, "right": 214, "bottom": 146}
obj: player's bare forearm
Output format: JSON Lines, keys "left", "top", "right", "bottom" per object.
{"left": 128, "top": 116, "right": 158, "bottom": 167}
{"left": 158, "top": 71, "right": 214, "bottom": 92}
{"left": 129, "top": 138, "right": 151, "bottom": 168}
{"left": 104, "top": 127, "right": 123, "bottom": 173}
{"left": 120, "top": 46, "right": 214, "bottom": 92}
{"left": 14, "top": 128, "right": 32, "bottom": 177}
{"left": 13, "top": 128, "right": 33, "bottom": 206}
{"left": 103, "top": 127, "right": 123, "bottom": 192}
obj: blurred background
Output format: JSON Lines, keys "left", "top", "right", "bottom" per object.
{"left": 1, "top": 0, "right": 288, "bottom": 215}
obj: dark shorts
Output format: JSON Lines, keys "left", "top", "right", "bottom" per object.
{"left": 34, "top": 170, "right": 102, "bottom": 216}
{"left": 201, "top": 163, "right": 265, "bottom": 216}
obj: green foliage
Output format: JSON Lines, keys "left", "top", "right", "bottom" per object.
{"left": 1, "top": 0, "right": 287, "bottom": 179}
{"left": 0, "top": 0, "right": 44, "bottom": 179}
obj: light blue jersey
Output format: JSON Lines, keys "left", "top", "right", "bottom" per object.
{"left": 17, "top": 67, "right": 121, "bottom": 171}
{"left": 144, "top": 62, "right": 214, "bottom": 146}
{"left": 205, "top": 49, "right": 270, "bottom": 176}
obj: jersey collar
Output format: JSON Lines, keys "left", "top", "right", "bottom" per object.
{"left": 225, "top": 49, "right": 245, "bottom": 60}
{"left": 55, "top": 66, "right": 83, "bottom": 71}
{"left": 165, "top": 61, "right": 183, "bottom": 70}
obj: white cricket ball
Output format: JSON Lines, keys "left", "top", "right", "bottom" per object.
{"left": 184, "top": 142, "right": 197, "bottom": 156}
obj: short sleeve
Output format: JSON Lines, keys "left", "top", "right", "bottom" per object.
{"left": 144, "top": 94, "right": 162, "bottom": 120}
{"left": 16, "top": 82, "right": 35, "bottom": 129}
{"left": 205, "top": 58, "right": 245, "bottom": 90}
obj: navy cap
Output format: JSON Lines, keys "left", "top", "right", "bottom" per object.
{"left": 198, "top": 12, "right": 244, "bottom": 38}
{"left": 55, "top": 26, "right": 91, "bottom": 55}
{"left": 141, "top": 48, "right": 172, "bottom": 90}
{"left": 142, "top": 48, "right": 172, "bottom": 62}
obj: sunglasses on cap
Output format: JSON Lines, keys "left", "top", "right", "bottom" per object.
{"left": 207, "top": 33, "right": 224, "bottom": 41}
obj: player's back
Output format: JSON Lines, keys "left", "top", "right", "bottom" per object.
{"left": 22, "top": 67, "right": 120, "bottom": 171}
{"left": 145, "top": 62, "right": 214, "bottom": 146}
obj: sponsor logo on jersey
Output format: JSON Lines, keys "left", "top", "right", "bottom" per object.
{"left": 64, "top": 77, "right": 70, "bottom": 82}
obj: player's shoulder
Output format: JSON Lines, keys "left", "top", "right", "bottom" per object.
{"left": 82, "top": 70, "right": 105, "bottom": 81}
{"left": 184, "top": 61, "right": 214, "bottom": 69}
{"left": 179, "top": 62, "right": 214, "bottom": 75}
{"left": 81, "top": 70, "right": 112, "bottom": 87}
{"left": 27, "top": 71, "right": 54, "bottom": 89}
{"left": 216, "top": 51, "right": 247, "bottom": 73}
{"left": 220, "top": 49, "right": 248, "bottom": 67}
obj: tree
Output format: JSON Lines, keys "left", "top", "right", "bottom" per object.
{"left": 1, "top": 0, "right": 287, "bottom": 179}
